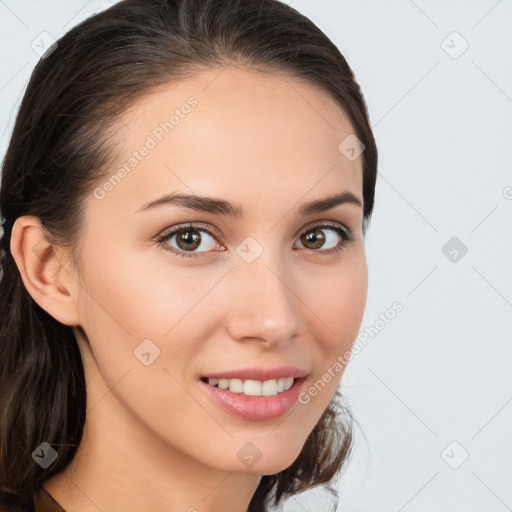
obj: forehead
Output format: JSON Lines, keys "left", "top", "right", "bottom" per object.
{"left": 92, "top": 66, "right": 363, "bottom": 218}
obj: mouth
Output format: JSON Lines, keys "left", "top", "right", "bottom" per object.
{"left": 199, "top": 376, "right": 296, "bottom": 397}
{"left": 198, "top": 375, "right": 308, "bottom": 421}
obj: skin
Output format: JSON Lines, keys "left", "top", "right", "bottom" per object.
{"left": 11, "top": 66, "right": 367, "bottom": 512}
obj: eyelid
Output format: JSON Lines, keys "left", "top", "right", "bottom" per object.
{"left": 156, "top": 221, "right": 224, "bottom": 243}
{"left": 296, "top": 219, "right": 352, "bottom": 239}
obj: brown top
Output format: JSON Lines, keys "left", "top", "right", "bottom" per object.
{"left": 34, "top": 487, "right": 66, "bottom": 512}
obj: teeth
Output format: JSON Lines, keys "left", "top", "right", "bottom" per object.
{"left": 261, "top": 380, "right": 277, "bottom": 396}
{"left": 206, "top": 377, "right": 295, "bottom": 396}
{"left": 244, "top": 379, "right": 262, "bottom": 396}
{"left": 228, "top": 379, "right": 244, "bottom": 393}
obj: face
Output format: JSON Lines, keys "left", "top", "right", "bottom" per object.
{"left": 70, "top": 66, "right": 367, "bottom": 475}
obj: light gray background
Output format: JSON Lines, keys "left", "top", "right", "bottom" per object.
{"left": 1, "top": 1, "right": 511, "bottom": 511}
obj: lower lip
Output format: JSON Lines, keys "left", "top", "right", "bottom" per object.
{"left": 199, "top": 377, "right": 307, "bottom": 421}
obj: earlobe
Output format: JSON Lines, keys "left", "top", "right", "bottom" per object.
{"left": 9, "top": 215, "right": 81, "bottom": 326}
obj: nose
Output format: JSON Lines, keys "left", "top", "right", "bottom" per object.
{"left": 224, "top": 255, "right": 300, "bottom": 346}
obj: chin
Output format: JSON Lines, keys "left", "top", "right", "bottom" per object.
{"left": 226, "top": 439, "right": 306, "bottom": 476}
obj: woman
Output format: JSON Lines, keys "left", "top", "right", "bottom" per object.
{"left": 0, "top": 0, "right": 378, "bottom": 510}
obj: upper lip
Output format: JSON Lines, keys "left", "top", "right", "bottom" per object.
{"left": 201, "top": 366, "right": 309, "bottom": 381}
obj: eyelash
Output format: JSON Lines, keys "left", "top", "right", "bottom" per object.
{"left": 155, "top": 221, "right": 354, "bottom": 259}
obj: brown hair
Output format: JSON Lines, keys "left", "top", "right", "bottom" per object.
{"left": 0, "top": 0, "right": 378, "bottom": 510}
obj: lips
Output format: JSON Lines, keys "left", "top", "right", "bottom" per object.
{"left": 199, "top": 376, "right": 307, "bottom": 421}
{"left": 198, "top": 365, "right": 310, "bottom": 420}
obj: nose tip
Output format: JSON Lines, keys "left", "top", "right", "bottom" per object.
{"left": 224, "top": 261, "right": 300, "bottom": 345}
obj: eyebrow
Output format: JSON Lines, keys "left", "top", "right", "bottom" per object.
{"left": 135, "top": 190, "right": 362, "bottom": 217}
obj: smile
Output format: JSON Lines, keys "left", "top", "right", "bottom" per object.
{"left": 199, "top": 376, "right": 307, "bottom": 421}
{"left": 201, "top": 377, "right": 295, "bottom": 396}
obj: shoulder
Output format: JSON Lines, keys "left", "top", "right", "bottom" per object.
{"left": 34, "top": 487, "right": 66, "bottom": 512}
{"left": 0, "top": 488, "right": 64, "bottom": 512}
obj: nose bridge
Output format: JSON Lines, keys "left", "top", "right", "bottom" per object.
{"left": 225, "top": 248, "right": 299, "bottom": 344}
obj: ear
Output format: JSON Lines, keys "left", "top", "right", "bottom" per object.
{"left": 9, "top": 215, "right": 81, "bottom": 326}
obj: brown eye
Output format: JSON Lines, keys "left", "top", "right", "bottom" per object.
{"left": 175, "top": 229, "right": 202, "bottom": 251}
{"left": 159, "top": 226, "right": 219, "bottom": 257}
{"left": 295, "top": 224, "right": 351, "bottom": 253}
{"left": 299, "top": 228, "right": 326, "bottom": 250}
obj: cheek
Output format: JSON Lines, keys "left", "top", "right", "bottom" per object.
{"left": 79, "top": 248, "right": 217, "bottom": 341}
{"left": 76, "top": 249, "right": 232, "bottom": 395}
{"left": 306, "top": 250, "right": 368, "bottom": 349}
{"left": 75, "top": 251, "right": 209, "bottom": 431}
{"left": 296, "top": 249, "right": 367, "bottom": 413}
